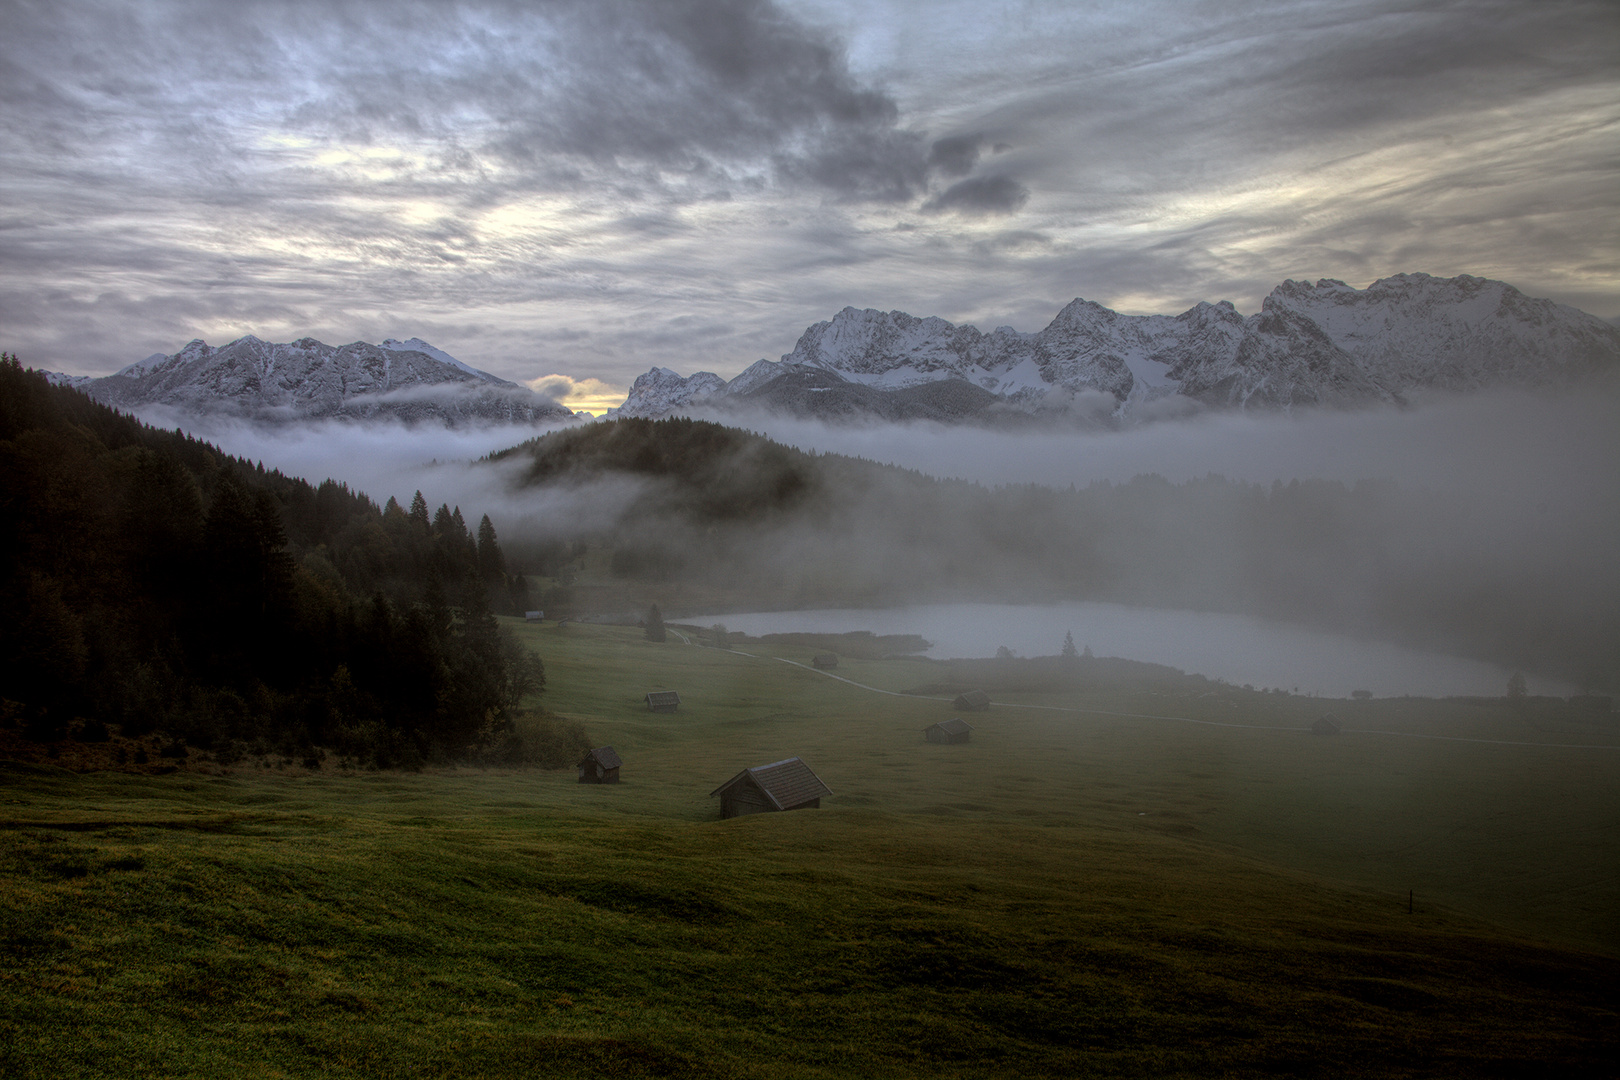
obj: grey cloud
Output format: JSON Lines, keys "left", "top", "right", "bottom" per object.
{"left": 922, "top": 175, "right": 1029, "bottom": 217}
{"left": 1, "top": 0, "right": 928, "bottom": 201}
{"left": 927, "top": 134, "right": 982, "bottom": 177}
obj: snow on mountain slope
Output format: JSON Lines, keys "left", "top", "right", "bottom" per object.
{"left": 85, "top": 336, "right": 577, "bottom": 426}
{"left": 610, "top": 367, "right": 728, "bottom": 418}
{"left": 616, "top": 274, "right": 1620, "bottom": 421}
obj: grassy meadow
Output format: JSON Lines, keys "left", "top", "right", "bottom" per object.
{"left": 2, "top": 619, "right": 1617, "bottom": 1078}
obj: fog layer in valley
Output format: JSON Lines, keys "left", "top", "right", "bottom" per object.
{"left": 149, "top": 385, "right": 1620, "bottom": 691}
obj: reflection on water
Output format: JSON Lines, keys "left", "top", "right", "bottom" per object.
{"left": 692, "top": 602, "right": 1569, "bottom": 699}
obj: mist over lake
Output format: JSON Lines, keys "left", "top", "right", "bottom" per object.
{"left": 695, "top": 602, "right": 1568, "bottom": 699}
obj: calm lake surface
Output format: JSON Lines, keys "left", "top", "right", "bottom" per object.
{"left": 690, "top": 602, "right": 1567, "bottom": 699}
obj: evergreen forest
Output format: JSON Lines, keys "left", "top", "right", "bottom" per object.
{"left": 0, "top": 356, "right": 568, "bottom": 767}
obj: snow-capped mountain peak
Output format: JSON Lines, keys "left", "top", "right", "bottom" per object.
{"left": 611, "top": 273, "right": 1620, "bottom": 423}
{"left": 79, "top": 334, "right": 578, "bottom": 427}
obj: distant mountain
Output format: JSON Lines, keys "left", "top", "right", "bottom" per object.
{"left": 59, "top": 335, "right": 578, "bottom": 426}
{"left": 613, "top": 274, "right": 1620, "bottom": 422}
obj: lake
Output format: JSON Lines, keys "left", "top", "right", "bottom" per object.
{"left": 689, "top": 601, "right": 1567, "bottom": 699}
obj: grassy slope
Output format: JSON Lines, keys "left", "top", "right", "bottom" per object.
{"left": 2, "top": 621, "right": 1616, "bottom": 1078}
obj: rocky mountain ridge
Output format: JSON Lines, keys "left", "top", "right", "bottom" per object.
{"left": 613, "top": 274, "right": 1620, "bottom": 422}
{"left": 60, "top": 335, "right": 578, "bottom": 426}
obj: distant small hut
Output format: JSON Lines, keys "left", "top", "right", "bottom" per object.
{"left": 1312, "top": 714, "right": 1341, "bottom": 736}
{"left": 1350, "top": 689, "right": 1372, "bottom": 701}
{"left": 924, "top": 718, "right": 973, "bottom": 744}
{"left": 953, "top": 689, "right": 990, "bottom": 712}
{"left": 710, "top": 757, "right": 832, "bottom": 819}
{"left": 578, "top": 746, "right": 622, "bottom": 784}
{"left": 524, "top": 610, "right": 544, "bottom": 622}
{"left": 645, "top": 691, "right": 681, "bottom": 713}
{"left": 812, "top": 653, "right": 839, "bottom": 670}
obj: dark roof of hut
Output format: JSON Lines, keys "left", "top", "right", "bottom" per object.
{"left": 926, "top": 718, "right": 974, "bottom": 736}
{"left": 645, "top": 690, "right": 680, "bottom": 706}
{"left": 709, "top": 757, "right": 832, "bottom": 809}
{"left": 955, "top": 689, "right": 990, "bottom": 707}
{"left": 583, "top": 746, "right": 622, "bottom": 770}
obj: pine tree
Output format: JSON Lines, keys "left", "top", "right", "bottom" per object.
{"left": 476, "top": 514, "right": 505, "bottom": 583}
{"left": 1062, "top": 630, "right": 1078, "bottom": 659}
{"left": 645, "top": 603, "right": 666, "bottom": 642}
{"left": 409, "top": 490, "right": 430, "bottom": 531}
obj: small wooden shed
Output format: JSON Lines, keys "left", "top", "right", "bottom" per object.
{"left": 645, "top": 691, "right": 680, "bottom": 713}
{"left": 524, "top": 610, "right": 544, "bottom": 622}
{"left": 1312, "top": 714, "right": 1341, "bottom": 736}
{"left": 924, "top": 718, "right": 973, "bottom": 744}
{"left": 812, "top": 653, "right": 839, "bottom": 670}
{"left": 710, "top": 757, "right": 831, "bottom": 819}
{"left": 578, "top": 746, "right": 622, "bottom": 784}
{"left": 953, "top": 689, "right": 990, "bottom": 712}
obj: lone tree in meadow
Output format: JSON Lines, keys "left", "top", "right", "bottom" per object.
{"left": 645, "top": 604, "right": 666, "bottom": 642}
{"left": 1062, "top": 630, "right": 1078, "bottom": 659}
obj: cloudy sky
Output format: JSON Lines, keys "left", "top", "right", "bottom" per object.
{"left": 3, "top": 0, "right": 1616, "bottom": 406}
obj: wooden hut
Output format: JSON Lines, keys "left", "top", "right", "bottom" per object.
{"left": 710, "top": 757, "right": 831, "bottom": 819}
{"left": 645, "top": 691, "right": 680, "bottom": 713}
{"left": 1350, "top": 689, "right": 1372, "bottom": 700}
{"left": 524, "top": 610, "right": 544, "bottom": 622}
{"left": 924, "top": 718, "right": 973, "bottom": 744}
{"left": 953, "top": 689, "right": 990, "bottom": 712}
{"left": 1312, "top": 714, "right": 1341, "bottom": 736}
{"left": 578, "top": 746, "right": 622, "bottom": 784}
{"left": 812, "top": 653, "right": 839, "bottom": 670}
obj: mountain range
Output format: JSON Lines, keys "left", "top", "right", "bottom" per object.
{"left": 49, "top": 336, "right": 577, "bottom": 426}
{"left": 613, "top": 274, "right": 1620, "bottom": 423}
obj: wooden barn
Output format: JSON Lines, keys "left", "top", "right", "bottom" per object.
{"left": 524, "top": 610, "right": 544, "bottom": 622}
{"left": 710, "top": 757, "right": 831, "bottom": 819}
{"left": 924, "top": 718, "right": 973, "bottom": 744}
{"left": 578, "top": 746, "right": 622, "bottom": 784}
{"left": 953, "top": 689, "right": 990, "bottom": 712}
{"left": 645, "top": 691, "right": 680, "bottom": 713}
{"left": 1312, "top": 714, "right": 1341, "bottom": 736}
{"left": 812, "top": 653, "right": 839, "bottom": 670}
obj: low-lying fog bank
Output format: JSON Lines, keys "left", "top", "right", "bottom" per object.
{"left": 694, "top": 602, "right": 1571, "bottom": 699}
{"left": 137, "top": 384, "right": 1618, "bottom": 693}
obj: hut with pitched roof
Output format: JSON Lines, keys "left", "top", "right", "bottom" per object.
{"left": 578, "top": 746, "right": 622, "bottom": 783}
{"left": 710, "top": 757, "right": 831, "bottom": 819}
{"left": 1312, "top": 714, "right": 1341, "bottom": 736}
{"left": 812, "top": 653, "right": 838, "bottom": 670}
{"left": 645, "top": 691, "right": 680, "bottom": 713}
{"left": 953, "top": 689, "right": 990, "bottom": 712}
{"left": 924, "top": 718, "right": 973, "bottom": 744}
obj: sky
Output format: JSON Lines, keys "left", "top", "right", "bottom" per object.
{"left": 3, "top": 0, "right": 1617, "bottom": 410}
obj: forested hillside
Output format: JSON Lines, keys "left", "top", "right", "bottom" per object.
{"left": 501, "top": 417, "right": 1617, "bottom": 691}
{"left": 0, "top": 356, "right": 565, "bottom": 767}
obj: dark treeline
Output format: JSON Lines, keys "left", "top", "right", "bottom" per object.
{"left": 500, "top": 417, "right": 1617, "bottom": 691}
{"left": 0, "top": 357, "right": 563, "bottom": 766}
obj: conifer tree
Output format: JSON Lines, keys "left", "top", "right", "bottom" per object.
{"left": 1062, "top": 630, "right": 1078, "bottom": 659}
{"left": 645, "top": 603, "right": 666, "bottom": 642}
{"left": 476, "top": 515, "right": 504, "bottom": 578}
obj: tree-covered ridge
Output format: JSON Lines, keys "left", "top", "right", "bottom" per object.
{"left": 0, "top": 355, "right": 563, "bottom": 766}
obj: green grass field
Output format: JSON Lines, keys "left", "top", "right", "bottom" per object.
{"left": 3, "top": 619, "right": 1616, "bottom": 1078}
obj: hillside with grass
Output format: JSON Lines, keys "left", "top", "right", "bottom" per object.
{"left": 3, "top": 620, "right": 1615, "bottom": 1078}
